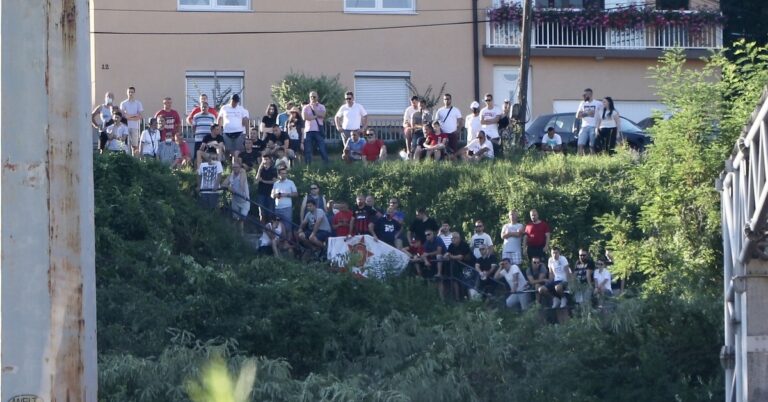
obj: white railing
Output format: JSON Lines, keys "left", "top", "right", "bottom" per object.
{"left": 487, "top": 19, "right": 723, "bottom": 50}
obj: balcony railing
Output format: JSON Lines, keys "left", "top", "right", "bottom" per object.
{"left": 487, "top": 13, "right": 723, "bottom": 50}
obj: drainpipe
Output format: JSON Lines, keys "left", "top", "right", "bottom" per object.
{"left": 472, "top": 0, "right": 480, "bottom": 102}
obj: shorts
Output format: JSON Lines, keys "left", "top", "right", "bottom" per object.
{"left": 502, "top": 250, "right": 522, "bottom": 265}
{"left": 223, "top": 132, "right": 245, "bottom": 153}
{"left": 304, "top": 229, "right": 331, "bottom": 243}
{"left": 527, "top": 246, "right": 546, "bottom": 260}
{"left": 199, "top": 192, "right": 220, "bottom": 210}
{"left": 128, "top": 128, "right": 140, "bottom": 147}
{"left": 231, "top": 199, "right": 251, "bottom": 221}
{"left": 544, "top": 280, "right": 567, "bottom": 294}
{"left": 577, "top": 126, "right": 596, "bottom": 147}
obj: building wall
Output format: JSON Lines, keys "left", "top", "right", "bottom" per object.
{"left": 90, "top": 0, "right": 487, "bottom": 119}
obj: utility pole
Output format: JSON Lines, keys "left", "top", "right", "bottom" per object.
{"left": 513, "top": 0, "right": 533, "bottom": 151}
{"left": 1, "top": 1, "right": 98, "bottom": 401}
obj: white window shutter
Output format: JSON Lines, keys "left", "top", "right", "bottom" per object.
{"left": 354, "top": 73, "right": 410, "bottom": 115}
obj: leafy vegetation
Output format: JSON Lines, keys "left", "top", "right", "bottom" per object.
{"left": 95, "top": 43, "right": 768, "bottom": 401}
{"left": 270, "top": 71, "right": 347, "bottom": 115}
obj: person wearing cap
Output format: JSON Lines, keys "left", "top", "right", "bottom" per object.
{"left": 480, "top": 93, "right": 503, "bottom": 157}
{"left": 434, "top": 93, "right": 463, "bottom": 154}
{"left": 541, "top": 126, "right": 563, "bottom": 154}
{"left": 139, "top": 117, "right": 161, "bottom": 160}
{"left": 334, "top": 91, "right": 368, "bottom": 145}
{"left": 464, "top": 101, "right": 482, "bottom": 143}
{"left": 461, "top": 130, "right": 494, "bottom": 162}
{"left": 217, "top": 93, "right": 250, "bottom": 161}
{"left": 154, "top": 96, "right": 182, "bottom": 142}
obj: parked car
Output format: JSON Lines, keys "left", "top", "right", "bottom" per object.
{"left": 525, "top": 113, "right": 652, "bottom": 151}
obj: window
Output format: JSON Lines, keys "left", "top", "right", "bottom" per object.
{"left": 185, "top": 71, "right": 244, "bottom": 114}
{"left": 354, "top": 72, "right": 410, "bottom": 115}
{"left": 178, "top": 0, "right": 250, "bottom": 11}
{"left": 344, "top": 0, "right": 415, "bottom": 14}
{"left": 655, "top": 0, "right": 688, "bottom": 10}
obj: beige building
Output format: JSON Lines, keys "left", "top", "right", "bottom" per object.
{"left": 90, "top": 0, "right": 722, "bottom": 126}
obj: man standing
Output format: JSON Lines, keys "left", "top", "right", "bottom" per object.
{"left": 91, "top": 91, "right": 115, "bottom": 152}
{"left": 370, "top": 206, "right": 402, "bottom": 247}
{"left": 197, "top": 153, "right": 223, "bottom": 210}
{"left": 271, "top": 166, "right": 298, "bottom": 225}
{"left": 434, "top": 93, "right": 463, "bottom": 153}
{"left": 218, "top": 93, "right": 250, "bottom": 161}
{"left": 402, "top": 96, "right": 419, "bottom": 156}
{"left": 186, "top": 93, "right": 218, "bottom": 125}
{"left": 350, "top": 195, "right": 378, "bottom": 237}
{"left": 524, "top": 209, "right": 551, "bottom": 266}
{"left": 154, "top": 97, "right": 181, "bottom": 142}
{"left": 576, "top": 88, "right": 602, "bottom": 156}
{"left": 334, "top": 91, "right": 368, "bottom": 145}
{"left": 501, "top": 210, "right": 525, "bottom": 265}
{"left": 188, "top": 94, "right": 218, "bottom": 156}
{"left": 255, "top": 155, "right": 277, "bottom": 220}
{"left": 465, "top": 101, "right": 482, "bottom": 143}
{"left": 480, "top": 93, "right": 503, "bottom": 157}
{"left": 120, "top": 86, "right": 144, "bottom": 156}
{"left": 302, "top": 91, "right": 328, "bottom": 164}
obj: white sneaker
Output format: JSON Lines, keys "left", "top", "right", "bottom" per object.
{"left": 551, "top": 297, "right": 560, "bottom": 308}
{"left": 560, "top": 297, "right": 568, "bottom": 308}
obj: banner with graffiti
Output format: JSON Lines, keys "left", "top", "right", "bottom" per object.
{"left": 327, "top": 235, "right": 410, "bottom": 278}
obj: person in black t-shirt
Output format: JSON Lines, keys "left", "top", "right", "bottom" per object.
{"left": 408, "top": 207, "right": 439, "bottom": 243}
{"left": 197, "top": 124, "right": 226, "bottom": 166}
{"left": 350, "top": 195, "right": 377, "bottom": 236}
{"left": 573, "top": 248, "right": 595, "bottom": 305}
{"left": 239, "top": 136, "right": 260, "bottom": 172}
{"left": 371, "top": 206, "right": 402, "bottom": 247}
{"left": 445, "top": 232, "right": 472, "bottom": 301}
{"left": 255, "top": 155, "right": 277, "bottom": 220}
{"left": 473, "top": 244, "right": 498, "bottom": 298}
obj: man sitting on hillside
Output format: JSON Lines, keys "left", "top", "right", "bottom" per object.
{"left": 298, "top": 199, "right": 332, "bottom": 255}
{"left": 362, "top": 129, "right": 387, "bottom": 163}
{"left": 462, "top": 131, "right": 494, "bottom": 162}
{"left": 342, "top": 131, "right": 366, "bottom": 163}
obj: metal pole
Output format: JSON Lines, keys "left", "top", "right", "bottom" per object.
{"left": 513, "top": 0, "right": 533, "bottom": 149}
{"left": 1, "top": 1, "right": 97, "bottom": 401}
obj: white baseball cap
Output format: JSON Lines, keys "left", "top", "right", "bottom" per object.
{"left": 470, "top": 101, "right": 480, "bottom": 109}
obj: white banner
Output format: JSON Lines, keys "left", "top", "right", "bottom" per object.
{"left": 327, "top": 235, "right": 410, "bottom": 278}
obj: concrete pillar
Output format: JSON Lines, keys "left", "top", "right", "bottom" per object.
{"left": 737, "top": 260, "right": 768, "bottom": 401}
{"left": 1, "top": 0, "right": 97, "bottom": 401}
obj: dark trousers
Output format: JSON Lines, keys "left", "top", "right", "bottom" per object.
{"left": 304, "top": 130, "right": 328, "bottom": 163}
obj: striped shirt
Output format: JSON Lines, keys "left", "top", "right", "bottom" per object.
{"left": 193, "top": 112, "right": 216, "bottom": 142}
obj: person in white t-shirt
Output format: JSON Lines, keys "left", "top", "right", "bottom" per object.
{"left": 595, "top": 96, "right": 622, "bottom": 154}
{"left": 197, "top": 153, "right": 224, "bottom": 210}
{"left": 139, "top": 117, "right": 161, "bottom": 159}
{"left": 495, "top": 258, "right": 530, "bottom": 311}
{"left": 462, "top": 131, "right": 494, "bottom": 161}
{"left": 540, "top": 247, "right": 572, "bottom": 308}
{"left": 541, "top": 127, "right": 563, "bottom": 154}
{"left": 465, "top": 101, "right": 482, "bottom": 143}
{"left": 106, "top": 111, "right": 130, "bottom": 153}
{"left": 402, "top": 96, "right": 419, "bottom": 156}
{"left": 470, "top": 219, "right": 494, "bottom": 259}
{"left": 480, "top": 93, "right": 503, "bottom": 156}
{"left": 334, "top": 91, "right": 368, "bottom": 145}
{"left": 217, "top": 93, "right": 250, "bottom": 160}
{"left": 593, "top": 258, "right": 613, "bottom": 299}
{"left": 119, "top": 86, "right": 144, "bottom": 156}
{"left": 501, "top": 210, "right": 525, "bottom": 265}
{"left": 434, "top": 93, "right": 463, "bottom": 153}
{"left": 575, "top": 88, "right": 603, "bottom": 156}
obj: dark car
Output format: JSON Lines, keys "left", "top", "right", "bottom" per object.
{"left": 525, "top": 113, "right": 652, "bottom": 151}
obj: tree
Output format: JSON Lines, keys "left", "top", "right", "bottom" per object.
{"left": 270, "top": 71, "right": 346, "bottom": 117}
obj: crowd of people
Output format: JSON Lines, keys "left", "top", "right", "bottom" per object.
{"left": 91, "top": 86, "right": 622, "bottom": 310}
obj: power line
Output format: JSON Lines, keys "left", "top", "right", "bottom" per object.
{"left": 93, "top": 7, "right": 478, "bottom": 14}
{"left": 92, "top": 19, "right": 491, "bottom": 36}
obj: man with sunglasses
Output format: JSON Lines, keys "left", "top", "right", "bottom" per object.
{"left": 480, "top": 93, "right": 503, "bottom": 157}
{"left": 302, "top": 91, "right": 328, "bottom": 164}
{"left": 435, "top": 93, "right": 463, "bottom": 153}
{"left": 470, "top": 219, "right": 494, "bottom": 259}
{"left": 573, "top": 248, "right": 595, "bottom": 305}
{"left": 334, "top": 91, "right": 368, "bottom": 145}
{"left": 361, "top": 129, "right": 387, "bottom": 163}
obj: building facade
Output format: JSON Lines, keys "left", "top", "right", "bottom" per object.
{"left": 90, "top": 0, "right": 722, "bottom": 125}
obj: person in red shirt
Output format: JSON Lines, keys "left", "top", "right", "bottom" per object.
{"left": 361, "top": 129, "right": 387, "bottom": 163}
{"left": 332, "top": 201, "right": 354, "bottom": 237}
{"left": 425, "top": 121, "right": 449, "bottom": 160}
{"left": 173, "top": 131, "right": 191, "bottom": 168}
{"left": 154, "top": 96, "right": 182, "bottom": 141}
{"left": 413, "top": 123, "right": 436, "bottom": 161}
{"left": 524, "top": 208, "right": 551, "bottom": 266}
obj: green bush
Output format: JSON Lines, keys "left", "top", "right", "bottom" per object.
{"left": 270, "top": 71, "right": 347, "bottom": 116}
